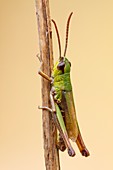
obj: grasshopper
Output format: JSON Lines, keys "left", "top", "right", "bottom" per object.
{"left": 38, "top": 12, "right": 90, "bottom": 157}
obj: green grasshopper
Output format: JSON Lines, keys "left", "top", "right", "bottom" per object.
{"left": 38, "top": 12, "right": 90, "bottom": 157}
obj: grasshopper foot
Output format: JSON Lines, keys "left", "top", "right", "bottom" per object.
{"left": 81, "top": 148, "right": 90, "bottom": 157}
{"left": 68, "top": 148, "right": 76, "bottom": 157}
{"left": 38, "top": 106, "right": 52, "bottom": 113}
{"left": 57, "top": 143, "right": 66, "bottom": 152}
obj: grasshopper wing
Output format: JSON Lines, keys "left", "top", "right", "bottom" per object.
{"left": 60, "top": 91, "right": 79, "bottom": 142}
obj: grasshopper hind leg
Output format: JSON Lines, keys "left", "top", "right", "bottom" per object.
{"left": 76, "top": 132, "right": 90, "bottom": 157}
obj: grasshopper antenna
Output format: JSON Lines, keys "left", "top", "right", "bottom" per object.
{"left": 52, "top": 19, "right": 62, "bottom": 60}
{"left": 64, "top": 12, "right": 73, "bottom": 57}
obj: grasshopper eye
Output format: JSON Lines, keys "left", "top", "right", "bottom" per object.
{"left": 57, "top": 61, "right": 65, "bottom": 74}
{"left": 57, "top": 61, "right": 65, "bottom": 70}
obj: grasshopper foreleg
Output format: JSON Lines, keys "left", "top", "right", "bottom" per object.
{"left": 37, "top": 54, "right": 52, "bottom": 82}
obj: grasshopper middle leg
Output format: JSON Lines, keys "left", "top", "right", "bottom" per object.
{"left": 50, "top": 92, "right": 75, "bottom": 157}
{"left": 38, "top": 93, "right": 76, "bottom": 157}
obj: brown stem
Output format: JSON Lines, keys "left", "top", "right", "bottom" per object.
{"left": 35, "top": 0, "right": 60, "bottom": 170}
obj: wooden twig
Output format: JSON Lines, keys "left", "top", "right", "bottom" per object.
{"left": 35, "top": 0, "right": 60, "bottom": 169}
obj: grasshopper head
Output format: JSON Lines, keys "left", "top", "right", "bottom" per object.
{"left": 52, "top": 57, "right": 71, "bottom": 77}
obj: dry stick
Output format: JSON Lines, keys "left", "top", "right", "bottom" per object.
{"left": 35, "top": 0, "right": 60, "bottom": 170}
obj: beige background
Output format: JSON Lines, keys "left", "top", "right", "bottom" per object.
{"left": 0, "top": 0, "right": 113, "bottom": 170}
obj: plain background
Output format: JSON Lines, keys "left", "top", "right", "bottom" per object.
{"left": 0, "top": 0, "right": 113, "bottom": 169}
